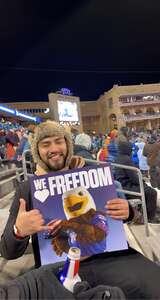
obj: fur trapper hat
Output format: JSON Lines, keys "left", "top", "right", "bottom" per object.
{"left": 31, "top": 120, "right": 73, "bottom": 171}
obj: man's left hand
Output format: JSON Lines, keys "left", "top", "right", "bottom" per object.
{"left": 105, "top": 198, "right": 129, "bottom": 220}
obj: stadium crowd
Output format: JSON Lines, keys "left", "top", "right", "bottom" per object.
{"left": 0, "top": 120, "right": 35, "bottom": 161}
{"left": 1, "top": 120, "right": 160, "bottom": 299}
{"left": 0, "top": 118, "right": 160, "bottom": 224}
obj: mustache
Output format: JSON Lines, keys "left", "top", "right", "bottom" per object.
{"left": 47, "top": 152, "right": 63, "bottom": 159}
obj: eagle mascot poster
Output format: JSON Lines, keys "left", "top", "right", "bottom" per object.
{"left": 30, "top": 163, "right": 128, "bottom": 265}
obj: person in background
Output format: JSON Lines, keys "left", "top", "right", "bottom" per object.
{"left": 131, "top": 142, "right": 139, "bottom": 167}
{"left": 1, "top": 121, "right": 160, "bottom": 299}
{"left": 74, "top": 133, "right": 94, "bottom": 160}
{"left": 137, "top": 141, "right": 149, "bottom": 178}
{"left": 106, "top": 131, "right": 118, "bottom": 163}
{"left": 116, "top": 126, "right": 129, "bottom": 144}
{"left": 115, "top": 141, "right": 157, "bottom": 222}
{"left": 14, "top": 131, "right": 29, "bottom": 161}
{"left": 96, "top": 134, "right": 111, "bottom": 161}
{"left": 22, "top": 124, "right": 36, "bottom": 153}
{"left": 0, "top": 128, "right": 6, "bottom": 159}
{"left": 96, "top": 143, "right": 108, "bottom": 161}
{"left": 129, "top": 134, "right": 139, "bottom": 167}
{"left": 6, "top": 129, "right": 19, "bottom": 160}
{"left": 143, "top": 134, "right": 160, "bottom": 189}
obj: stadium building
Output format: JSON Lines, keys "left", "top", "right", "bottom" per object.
{"left": 1, "top": 83, "right": 160, "bottom": 133}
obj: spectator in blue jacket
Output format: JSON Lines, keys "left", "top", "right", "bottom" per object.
{"left": 107, "top": 131, "right": 118, "bottom": 163}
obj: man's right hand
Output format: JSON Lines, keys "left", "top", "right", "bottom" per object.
{"left": 15, "top": 198, "right": 52, "bottom": 237}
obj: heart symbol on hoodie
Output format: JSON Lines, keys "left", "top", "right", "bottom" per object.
{"left": 34, "top": 189, "right": 49, "bottom": 203}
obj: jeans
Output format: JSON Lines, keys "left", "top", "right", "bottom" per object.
{"left": 114, "top": 180, "right": 126, "bottom": 199}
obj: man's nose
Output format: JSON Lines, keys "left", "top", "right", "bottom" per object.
{"left": 48, "top": 142, "right": 60, "bottom": 152}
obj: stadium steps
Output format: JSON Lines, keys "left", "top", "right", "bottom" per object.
{"left": 125, "top": 223, "right": 160, "bottom": 262}
{"left": 0, "top": 190, "right": 15, "bottom": 209}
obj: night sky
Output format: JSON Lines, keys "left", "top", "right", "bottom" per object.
{"left": 0, "top": 0, "right": 160, "bottom": 102}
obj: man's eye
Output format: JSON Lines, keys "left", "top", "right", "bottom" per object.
{"left": 56, "top": 139, "right": 64, "bottom": 144}
{"left": 56, "top": 141, "right": 62, "bottom": 144}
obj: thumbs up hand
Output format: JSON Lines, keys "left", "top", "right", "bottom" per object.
{"left": 15, "top": 198, "right": 50, "bottom": 237}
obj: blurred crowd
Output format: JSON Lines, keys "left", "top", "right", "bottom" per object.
{"left": 73, "top": 126, "right": 160, "bottom": 223}
{"left": 1, "top": 118, "right": 160, "bottom": 188}
{"left": 0, "top": 119, "right": 35, "bottom": 162}
{"left": 1, "top": 118, "right": 160, "bottom": 222}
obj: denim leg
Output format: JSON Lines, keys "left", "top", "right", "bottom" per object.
{"left": 114, "top": 180, "right": 126, "bottom": 199}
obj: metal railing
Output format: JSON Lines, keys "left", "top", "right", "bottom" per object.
{"left": 21, "top": 151, "right": 149, "bottom": 236}
{"left": 0, "top": 164, "right": 24, "bottom": 184}
{"left": 85, "top": 159, "right": 149, "bottom": 237}
{"left": 0, "top": 165, "right": 24, "bottom": 209}
{"left": 22, "top": 150, "right": 35, "bottom": 181}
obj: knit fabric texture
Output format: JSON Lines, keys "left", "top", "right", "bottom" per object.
{"left": 75, "top": 133, "right": 92, "bottom": 150}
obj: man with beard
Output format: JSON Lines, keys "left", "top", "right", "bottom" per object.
{"left": 0, "top": 120, "right": 160, "bottom": 299}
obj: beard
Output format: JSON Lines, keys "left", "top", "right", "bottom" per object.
{"left": 45, "top": 153, "right": 67, "bottom": 171}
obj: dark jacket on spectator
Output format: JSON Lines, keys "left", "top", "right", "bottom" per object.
{"left": 143, "top": 140, "right": 160, "bottom": 188}
{"left": 107, "top": 139, "right": 118, "bottom": 163}
{"left": 114, "top": 142, "right": 139, "bottom": 187}
{"left": 14, "top": 136, "right": 28, "bottom": 159}
{"left": 6, "top": 131, "right": 20, "bottom": 160}
{"left": 6, "top": 131, "right": 19, "bottom": 147}
{"left": 74, "top": 144, "right": 94, "bottom": 160}
{"left": 143, "top": 141, "right": 160, "bottom": 167}
{"left": 115, "top": 141, "right": 157, "bottom": 221}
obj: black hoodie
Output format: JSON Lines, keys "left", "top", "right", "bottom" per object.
{"left": 115, "top": 142, "right": 139, "bottom": 188}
